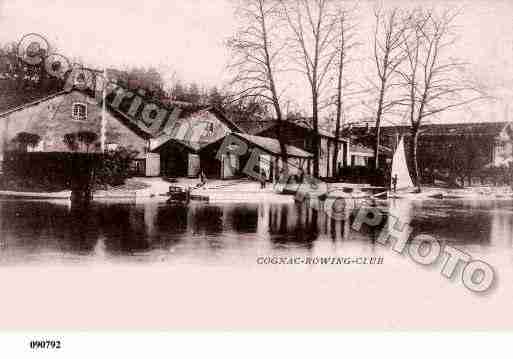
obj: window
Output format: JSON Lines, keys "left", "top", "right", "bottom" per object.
{"left": 72, "top": 103, "right": 87, "bottom": 121}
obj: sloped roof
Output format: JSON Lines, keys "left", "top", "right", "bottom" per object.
{"left": 234, "top": 133, "right": 313, "bottom": 158}
{"left": 149, "top": 134, "right": 212, "bottom": 153}
{"left": 0, "top": 89, "right": 149, "bottom": 140}
{"left": 0, "top": 89, "right": 242, "bottom": 140}
{"left": 351, "top": 122, "right": 512, "bottom": 139}
{"left": 0, "top": 90, "right": 69, "bottom": 118}
{"left": 235, "top": 119, "right": 276, "bottom": 135}
{"left": 247, "top": 119, "right": 349, "bottom": 141}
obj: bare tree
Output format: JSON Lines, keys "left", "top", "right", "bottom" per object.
{"left": 396, "top": 8, "right": 486, "bottom": 187}
{"left": 280, "top": 0, "right": 341, "bottom": 177}
{"left": 227, "top": 0, "right": 289, "bottom": 172}
{"left": 332, "top": 6, "right": 358, "bottom": 177}
{"left": 371, "top": 7, "right": 409, "bottom": 169}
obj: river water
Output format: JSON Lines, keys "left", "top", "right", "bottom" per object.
{"left": 0, "top": 198, "right": 512, "bottom": 329}
{"left": 0, "top": 198, "right": 512, "bottom": 264}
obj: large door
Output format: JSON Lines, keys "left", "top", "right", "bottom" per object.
{"left": 201, "top": 154, "right": 221, "bottom": 179}
{"left": 159, "top": 143, "right": 188, "bottom": 178}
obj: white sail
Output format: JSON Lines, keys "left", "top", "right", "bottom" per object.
{"left": 391, "top": 137, "right": 414, "bottom": 190}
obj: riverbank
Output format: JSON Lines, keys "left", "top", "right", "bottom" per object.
{"left": 135, "top": 177, "right": 295, "bottom": 203}
{"left": 0, "top": 178, "right": 151, "bottom": 201}
{"left": 1, "top": 176, "right": 512, "bottom": 203}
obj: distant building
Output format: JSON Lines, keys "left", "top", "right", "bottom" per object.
{"left": 349, "top": 145, "right": 374, "bottom": 167}
{"left": 350, "top": 121, "right": 513, "bottom": 183}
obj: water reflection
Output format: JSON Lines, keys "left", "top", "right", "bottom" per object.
{"left": 0, "top": 198, "right": 512, "bottom": 263}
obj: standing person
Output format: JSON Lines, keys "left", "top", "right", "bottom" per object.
{"left": 260, "top": 169, "right": 267, "bottom": 189}
{"left": 392, "top": 174, "right": 398, "bottom": 193}
{"left": 199, "top": 169, "right": 207, "bottom": 186}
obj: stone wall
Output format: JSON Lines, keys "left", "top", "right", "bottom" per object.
{"left": 0, "top": 90, "right": 147, "bottom": 159}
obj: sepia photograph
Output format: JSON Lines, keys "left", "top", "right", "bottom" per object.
{"left": 0, "top": 0, "right": 512, "bottom": 354}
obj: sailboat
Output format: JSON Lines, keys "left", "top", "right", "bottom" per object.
{"left": 388, "top": 136, "right": 414, "bottom": 198}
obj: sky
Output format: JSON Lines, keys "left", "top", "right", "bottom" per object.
{"left": 0, "top": 0, "right": 236, "bottom": 86}
{"left": 0, "top": 0, "right": 512, "bottom": 124}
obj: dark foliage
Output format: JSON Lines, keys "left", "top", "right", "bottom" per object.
{"left": 0, "top": 152, "right": 100, "bottom": 192}
{"left": 338, "top": 166, "right": 387, "bottom": 187}
{"left": 12, "top": 132, "right": 41, "bottom": 151}
{"left": 94, "top": 147, "right": 139, "bottom": 188}
{"left": 77, "top": 131, "right": 99, "bottom": 152}
{"left": 0, "top": 42, "right": 64, "bottom": 112}
{"left": 1, "top": 146, "right": 138, "bottom": 191}
{"left": 63, "top": 133, "right": 79, "bottom": 152}
{"left": 63, "top": 131, "right": 99, "bottom": 152}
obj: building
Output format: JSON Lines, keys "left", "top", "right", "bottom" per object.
{"left": 0, "top": 89, "right": 162, "bottom": 174}
{"left": 349, "top": 145, "right": 375, "bottom": 167}
{"left": 0, "top": 89, "right": 312, "bottom": 180}
{"left": 238, "top": 119, "right": 350, "bottom": 178}
{"left": 350, "top": 121, "right": 513, "bottom": 183}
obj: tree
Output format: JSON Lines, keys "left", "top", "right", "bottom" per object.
{"left": 186, "top": 83, "right": 202, "bottom": 104}
{"left": 280, "top": 0, "right": 342, "bottom": 177}
{"left": 0, "top": 41, "right": 63, "bottom": 113}
{"left": 396, "top": 8, "right": 486, "bottom": 187}
{"left": 110, "top": 66, "right": 167, "bottom": 101}
{"left": 227, "top": 0, "right": 289, "bottom": 173}
{"left": 77, "top": 131, "right": 99, "bottom": 152}
{"left": 63, "top": 133, "right": 79, "bottom": 152}
{"left": 207, "top": 86, "right": 228, "bottom": 108}
{"left": 95, "top": 146, "right": 139, "bottom": 187}
{"left": 13, "top": 132, "right": 41, "bottom": 152}
{"left": 64, "top": 131, "right": 98, "bottom": 152}
{"left": 371, "top": 7, "right": 409, "bottom": 169}
{"left": 332, "top": 6, "right": 358, "bottom": 176}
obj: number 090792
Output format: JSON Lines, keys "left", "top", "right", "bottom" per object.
{"left": 29, "top": 340, "right": 61, "bottom": 350}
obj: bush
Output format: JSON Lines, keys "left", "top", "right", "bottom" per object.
{"left": 1, "top": 146, "right": 139, "bottom": 191}
{"left": 11, "top": 132, "right": 41, "bottom": 152}
{"left": 94, "top": 147, "right": 139, "bottom": 188}
{"left": 477, "top": 164, "right": 513, "bottom": 187}
{"left": 338, "top": 166, "right": 386, "bottom": 186}
{"left": 0, "top": 152, "right": 100, "bottom": 191}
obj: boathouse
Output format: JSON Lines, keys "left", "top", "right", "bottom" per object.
{"left": 237, "top": 119, "right": 351, "bottom": 179}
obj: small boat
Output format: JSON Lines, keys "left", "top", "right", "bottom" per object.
{"left": 387, "top": 137, "right": 415, "bottom": 199}
{"left": 166, "top": 186, "right": 189, "bottom": 203}
{"left": 190, "top": 194, "right": 209, "bottom": 202}
{"left": 165, "top": 186, "right": 210, "bottom": 204}
{"left": 0, "top": 190, "right": 72, "bottom": 200}
{"left": 390, "top": 137, "right": 414, "bottom": 191}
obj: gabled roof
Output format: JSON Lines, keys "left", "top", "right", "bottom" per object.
{"left": 0, "top": 89, "right": 153, "bottom": 140}
{"left": 0, "top": 89, "right": 243, "bottom": 140}
{"left": 149, "top": 134, "right": 212, "bottom": 153}
{"left": 205, "top": 106, "right": 243, "bottom": 133}
{"left": 235, "top": 119, "right": 277, "bottom": 135}
{"left": 248, "top": 119, "right": 349, "bottom": 141}
{"left": 234, "top": 133, "right": 313, "bottom": 158}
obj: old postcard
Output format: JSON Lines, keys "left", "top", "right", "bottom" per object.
{"left": 0, "top": 0, "right": 512, "bottom": 351}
